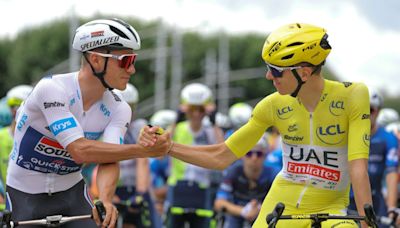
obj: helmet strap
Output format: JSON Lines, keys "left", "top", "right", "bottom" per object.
{"left": 83, "top": 50, "right": 114, "bottom": 90}
{"left": 290, "top": 69, "right": 305, "bottom": 97}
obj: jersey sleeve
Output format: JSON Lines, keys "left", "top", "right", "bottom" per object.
{"left": 225, "top": 96, "right": 274, "bottom": 158}
{"left": 102, "top": 101, "right": 131, "bottom": 144}
{"left": 347, "top": 83, "right": 370, "bottom": 161}
{"left": 385, "top": 131, "right": 399, "bottom": 173}
{"left": 33, "top": 78, "right": 84, "bottom": 148}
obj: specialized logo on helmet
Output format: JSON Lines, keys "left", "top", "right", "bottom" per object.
{"left": 268, "top": 41, "right": 281, "bottom": 57}
{"left": 277, "top": 106, "right": 294, "bottom": 120}
{"left": 316, "top": 124, "right": 346, "bottom": 145}
{"left": 80, "top": 36, "right": 120, "bottom": 52}
{"left": 91, "top": 30, "right": 104, "bottom": 38}
{"left": 329, "top": 100, "right": 345, "bottom": 116}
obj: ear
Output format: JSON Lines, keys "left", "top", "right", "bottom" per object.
{"left": 300, "top": 67, "right": 313, "bottom": 82}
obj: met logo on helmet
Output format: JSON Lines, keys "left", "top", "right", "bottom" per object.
{"left": 49, "top": 117, "right": 77, "bottom": 136}
{"left": 268, "top": 41, "right": 281, "bottom": 57}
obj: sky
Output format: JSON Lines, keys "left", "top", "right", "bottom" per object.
{"left": 1, "top": 0, "right": 399, "bottom": 97}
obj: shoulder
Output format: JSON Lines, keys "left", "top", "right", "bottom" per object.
{"left": 104, "top": 90, "right": 131, "bottom": 113}
{"left": 328, "top": 80, "right": 368, "bottom": 97}
{"left": 34, "top": 73, "right": 77, "bottom": 97}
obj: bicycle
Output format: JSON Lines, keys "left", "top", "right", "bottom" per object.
{"left": 0, "top": 201, "right": 106, "bottom": 227}
{"left": 114, "top": 194, "right": 152, "bottom": 228}
{"left": 266, "top": 202, "right": 380, "bottom": 228}
{"left": 211, "top": 207, "right": 254, "bottom": 228}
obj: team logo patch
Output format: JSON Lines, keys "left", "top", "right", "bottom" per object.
{"left": 276, "top": 106, "right": 294, "bottom": 120}
{"left": 316, "top": 124, "right": 346, "bottom": 145}
{"left": 34, "top": 137, "right": 73, "bottom": 161}
{"left": 17, "top": 127, "right": 81, "bottom": 175}
{"left": 49, "top": 117, "right": 77, "bottom": 136}
{"left": 329, "top": 100, "right": 344, "bottom": 116}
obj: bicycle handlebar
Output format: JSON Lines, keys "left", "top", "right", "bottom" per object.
{"left": 266, "top": 202, "right": 379, "bottom": 228}
{"left": 1, "top": 201, "right": 107, "bottom": 228}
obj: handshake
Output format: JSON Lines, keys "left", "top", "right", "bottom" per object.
{"left": 137, "top": 124, "right": 174, "bottom": 157}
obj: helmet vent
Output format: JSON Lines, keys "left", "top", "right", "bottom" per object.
{"left": 287, "top": 42, "right": 304, "bottom": 47}
{"left": 109, "top": 26, "right": 129, "bottom": 40}
{"left": 281, "top": 54, "right": 294, "bottom": 60}
{"left": 110, "top": 18, "right": 139, "bottom": 43}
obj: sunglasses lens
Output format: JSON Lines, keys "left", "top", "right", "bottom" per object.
{"left": 119, "top": 55, "right": 136, "bottom": 69}
{"left": 267, "top": 65, "right": 283, "bottom": 78}
{"left": 246, "top": 150, "right": 264, "bottom": 158}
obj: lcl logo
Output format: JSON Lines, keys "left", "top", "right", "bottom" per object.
{"left": 318, "top": 124, "right": 345, "bottom": 136}
{"left": 316, "top": 124, "right": 346, "bottom": 145}
{"left": 277, "top": 106, "right": 294, "bottom": 120}
{"left": 329, "top": 101, "right": 345, "bottom": 116}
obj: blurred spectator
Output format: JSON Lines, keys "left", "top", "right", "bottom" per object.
{"left": 166, "top": 83, "right": 224, "bottom": 228}
{"left": 0, "top": 85, "right": 33, "bottom": 202}
{"left": 348, "top": 87, "right": 398, "bottom": 227}
{"left": 214, "top": 136, "right": 275, "bottom": 228}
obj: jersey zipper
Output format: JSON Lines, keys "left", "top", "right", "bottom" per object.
{"left": 296, "top": 112, "right": 314, "bottom": 208}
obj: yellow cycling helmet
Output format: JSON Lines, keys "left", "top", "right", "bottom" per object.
{"left": 262, "top": 23, "right": 331, "bottom": 67}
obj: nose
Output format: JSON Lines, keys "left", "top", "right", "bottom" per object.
{"left": 127, "top": 64, "right": 136, "bottom": 74}
{"left": 266, "top": 70, "right": 274, "bottom": 80}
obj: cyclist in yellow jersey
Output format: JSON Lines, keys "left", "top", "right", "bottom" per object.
{"left": 140, "top": 23, "right": 373, "bottom": 228}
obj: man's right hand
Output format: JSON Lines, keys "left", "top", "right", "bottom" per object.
{"left": 138, "top": 125, "right": 171, "bottom": 157}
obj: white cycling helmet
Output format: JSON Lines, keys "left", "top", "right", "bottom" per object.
{"left": 385, "top": 121, "right": 400, "bottom": 135}
{"left": 72, "top": 18, "right": 141, "bottom": 52}
{"left": 150, "top": 109, "right": 177, "bottom": 130}
{"left": 6, "top": 84, "right": 33, "bottom": 107}
{"left": 180, "top": 83, "right": 213, "bottom": 106}
{"left": 119, "top": 83, "right": 139, "bottom": 104}
{"left": 229, "top": 102, "right": 253, "bottom": 128}
{"left": 368, "top": 87, "right": 383, "bottom": 109}
{"left": 377, "top": 108, "right": 399, "bottom": 127}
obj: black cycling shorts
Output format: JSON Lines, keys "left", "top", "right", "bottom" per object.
{"left": 6, "top": 180, "right": 97, "bottom": 228}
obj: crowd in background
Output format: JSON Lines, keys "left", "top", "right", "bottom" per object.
{"left": 0, "top": 81, "right": 400, "bottom": 228}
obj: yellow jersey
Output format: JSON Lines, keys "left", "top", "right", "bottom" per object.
{"left": 225, "top": 79, "right": 370, "bottom": 227}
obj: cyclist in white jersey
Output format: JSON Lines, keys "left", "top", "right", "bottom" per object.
{"left": 6, "top": 18, "right": 170, "bottom": 228}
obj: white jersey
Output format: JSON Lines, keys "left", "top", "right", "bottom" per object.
{"left": 7, "top": 72, "right": 131, "bottom": 194}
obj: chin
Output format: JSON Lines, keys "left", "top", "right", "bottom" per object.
{"left": 114, "top": 84, "right": 127, "bottom": 90}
